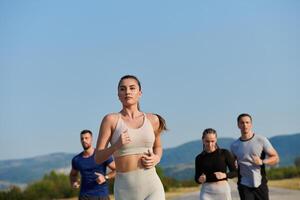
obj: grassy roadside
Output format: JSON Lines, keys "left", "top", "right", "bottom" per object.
{"left": 268, "top": 177, "right": 300, "bottom": 190}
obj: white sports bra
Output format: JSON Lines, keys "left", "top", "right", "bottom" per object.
{"left": 110, "top": 113, "right": 155, "bottom": 157}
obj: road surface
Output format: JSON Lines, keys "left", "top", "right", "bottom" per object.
{"left": 173, "top": 181, "right": 300, "bottom": 200}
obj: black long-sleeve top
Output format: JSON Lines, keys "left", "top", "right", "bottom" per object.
{"left": 194, "top": 148, "right": 237, "bottom": 184}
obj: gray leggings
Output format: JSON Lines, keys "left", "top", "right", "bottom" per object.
{"left": 114, "top": 167, "right": 165, "bottom": 200}
{"left": 200, "top": 181, "right": 232, "bottom": 200}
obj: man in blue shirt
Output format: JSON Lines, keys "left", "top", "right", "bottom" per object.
{"left": 70, "top": 129, "right": 116, "bottom": 200}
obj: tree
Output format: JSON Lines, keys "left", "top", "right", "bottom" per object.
{"left": 0, "top": 171, "right": 77, "bottom": 200}
{"left": 23, "top": 171, "right": 78, "bottom": 200}
{"left": 0, "top": 186, "right": 24, "bottom": 200}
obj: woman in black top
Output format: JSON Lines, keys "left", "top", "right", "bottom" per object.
{"left": 195, "top": 128, "right": 237, "bottom": 200}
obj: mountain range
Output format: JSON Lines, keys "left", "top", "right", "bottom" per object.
{"left": 160, "top": 133, "right": 300, "bottom": 180}
{"left": 1, "top": 132, "right": 299, "bottom": 189}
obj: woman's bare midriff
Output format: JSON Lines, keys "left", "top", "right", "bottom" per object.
{"left": 115, "top": 154, "right": 145, "bottom": 172}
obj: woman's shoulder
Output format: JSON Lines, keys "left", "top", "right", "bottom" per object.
{"left": 219, "top": 148, "right": 230, "bottom": 153}
{"left": 145, "top": 113, "right": 159, "bottom": 122}
{"left": 145, "top": 113, "right": 160, "bottom": 128}
{"left": 101, "top": 113, "right": 120, "bottom": 124}
{"left": 219, "top": 148, "right": 234, "bottom": 157}
{"left": 196, "top": 151, "right": 206, "bottom": 159}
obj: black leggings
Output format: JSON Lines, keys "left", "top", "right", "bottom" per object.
{"left": 238, "top": 183, "right": 269, "bottom": 200}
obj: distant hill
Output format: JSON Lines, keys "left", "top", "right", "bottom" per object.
{"left": 0, "top": 133, "right": 299, "bottom": 188}
{"left": 268, "top": 133, "right": 300, "bottom": 166}
{"left": 160, "top": 137, "right": 235, "bottom": 167}
{"left": 160, "top": 137, "right": 235, "bottom": 180}
{"left": 0, "top": 153, "right": 74, "bottom": 185}
{"left": 160, "top": 133, "right": 300, "bottom": 180}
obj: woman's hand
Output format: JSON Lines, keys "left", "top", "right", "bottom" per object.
{"left": 198, "top": 173, "right": 206, "bottom": 184}
{"left": 141, "top": 150, "right": 160, "bottom": 169}
{"left": 115, "top": 129, "right": 131, "bottom": 149}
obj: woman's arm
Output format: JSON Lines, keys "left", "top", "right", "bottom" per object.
{"left": 94, "top": 114, "right": 119, "bottom": 164}
{"left": 152, "top": 131, "right": 163, "bottom": 165}
{"left": 225, "top": 149, "right": 238, "bottom": 178}
{"left": 142, "top": 114, "right": 163, "bottom": 168}
{"left": 106, "top": 161, "right": 116, "bottom": 180}
{"left": 151, "top": 114, "right": 163, "bottom": 164}
{"left": 195, "top": 155, "right": 205, "bottom": 184}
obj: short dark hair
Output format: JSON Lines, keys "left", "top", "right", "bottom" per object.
{"left": 237, "top": 113, "right": 252, "bottom": 123}
{"left": 80, "top": 129, "right": 92, "bottom": 136}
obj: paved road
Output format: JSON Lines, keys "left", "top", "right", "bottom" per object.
{"left": 173, "top": 181, "right": 300, "bottom": 200}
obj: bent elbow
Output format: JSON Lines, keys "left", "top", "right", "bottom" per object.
{"left": 94, "top": 150, "right": 104, "bottom": 164}
{"left": 269, "top": 155, "right": 280, "bottom": 166}
{"left": 94, "top": 157, "right": 100, "bottom": 164}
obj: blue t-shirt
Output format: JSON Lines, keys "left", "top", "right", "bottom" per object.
{"left": 72, "top": 151, "right": 113, "bottom": 197}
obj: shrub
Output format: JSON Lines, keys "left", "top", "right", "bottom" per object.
{"left": 0, "top": 186, "right": 24, "bottom": 200}
{"left": 267, "top": 166, "right": 300, "bottom": 180}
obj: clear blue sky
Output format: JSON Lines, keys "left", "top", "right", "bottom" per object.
{"left": 1, "top": 0, "right": 299, "bottom": 160}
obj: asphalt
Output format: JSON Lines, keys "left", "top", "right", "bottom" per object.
{"left": 173, "top": 180, "right": 300, "bottom": 200}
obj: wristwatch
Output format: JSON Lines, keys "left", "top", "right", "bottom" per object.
{"left": 105, "top": 175, "right": 109, "bottom": 180}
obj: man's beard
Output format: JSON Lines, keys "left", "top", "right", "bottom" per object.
{"left": 82, "top": 143, "right": 91, "bottom": 150}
